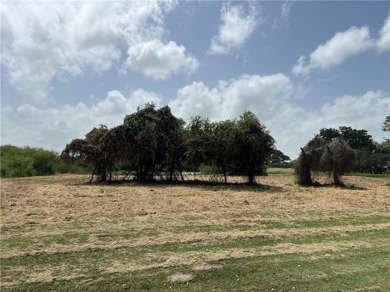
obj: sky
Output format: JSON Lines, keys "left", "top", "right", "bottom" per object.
{"left": 1, "top": 0, "right": 389, "bottom": 159}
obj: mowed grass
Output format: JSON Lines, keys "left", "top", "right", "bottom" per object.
{"left": 1, "top": 174, "right": 389, "bottom": 291}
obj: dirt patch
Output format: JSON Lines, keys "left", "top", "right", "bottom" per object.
{"left": 193, "top": 262, "right": 222, "bottom": 271}
{"left": 167, "top": 273, "right": 194, "bottom": 283}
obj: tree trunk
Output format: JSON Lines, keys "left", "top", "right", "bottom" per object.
{"left": 333, "top": 164, "right": 343, "bottom": 186}
{"left": 301, "top": 164, "right": 312, "bottom": 185}
{"left": 89, "top": 165, "right": 97, "bottom": 183}
{"left": 333, "top": 171, "right": 341, "bottom": 186}
{"left": 222, "top": 163, "right": 227, "bottom": 184}
{"left": 177, "top": 162, "right": 184, "bottom": 181}
{"left": 298, "top": 148, "right": 312, "bottom": 185}
{"left": 100, "top": 164, "right": 107, "bottom": 182}
{"left": 248, "top": 167, "right": 255, "bottom": 184}
{"left": 169, "top": 159, "right": 174, "bottom": 182}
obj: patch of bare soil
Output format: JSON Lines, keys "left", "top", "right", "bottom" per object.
{"left": 167, "top": 273, "right": 194, "bottom": 283}
{"left": 192, "top": 262, "right": 222, "bottom": 271}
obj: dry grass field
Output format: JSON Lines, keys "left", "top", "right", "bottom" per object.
{"left": 1, "top": 174, "right": 390, "bottom": 291}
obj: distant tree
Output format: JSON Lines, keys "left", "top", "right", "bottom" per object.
{"left": 367, "top": 140, "right": 390, "bottom": 174}
{"left": 382, "top": 115, "right": 390, "bottom": 132}
{"left": 307, "top": 128, "right": 340, "bottom": 148}
{"left": 32, "top": 150, "right": 61, "bottom": 175}
{"left": 295, "top": 147, "right": 322, "bottom": 185}
{"left": 296, "top": 138, "right": 355, "bottom": 186}
{"left": 320, "top": 138, "right": 355, "bottom": 186}
{"left": 100, "top": 124, "right": 130, "bottom": 180}
{"left": 232, "top": 111, "right": 274, "bottom": 184}
{"left": 296, "top": 127, "right": 357, "bottom": 185}
{"left": 1, "top": 145, "right": 35, "bottom": 177}
{"left": 269, "top": 149, "right": 291, "bottom": 168}
{"left": 123, "top": 104, "right": 160, "bottom": 181}
{"left": 123, "top": 104, "right": 185, "bottom": 182}
{"left": 338, "top": 126, "right": 375, "bottom": 152}
{"left": 308, "top": 126, "right": 374, "bottom": 152}
{"left": 213, "top": 119, "right": 236, "bottom": 183}
{"left": 61, "top": 125, "right": 110, "bottom": 182}
{"left": 1, "top": 145, "right": 63, "bottom": 178}
{"left": 156, "top": 106, "right": 186, "bottom": 181}
{"left": 85, "top": 125, "right": 111, "bottom": 182}
{"left": 307, "top": 126, "right": 375, "bottom": 173}
{"left": 184, "top": 116, "right": 215, "bottom": 173}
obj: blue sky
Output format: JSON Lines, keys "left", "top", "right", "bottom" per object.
{"left": 1, "top": 0, "right": 389, "bottom": 159}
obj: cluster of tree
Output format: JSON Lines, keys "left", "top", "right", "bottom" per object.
{"left": 296, "top": 118, "right": 390, "bottom": 186}
{"left": 61, "top": 104, "right": 275, "bottom": 184}
{"left": 296, "top": 137, "right": 355, "bottom": 186}
{"left": 268, "top": 149, "right": 292, "bottom": 168}
{"left": 306, "top": 125, "right": 390, "bottom": 174}
{"left": 0, "top": 145, "right": 86, "bottom": 178}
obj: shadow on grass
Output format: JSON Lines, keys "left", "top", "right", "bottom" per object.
{"left": 299, "top": 181, "right": 367, "bottom": 190}
{"left": 84, "top": 178, "right": 284, "bottom": 193}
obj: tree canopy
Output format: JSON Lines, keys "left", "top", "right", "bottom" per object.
{"left": 307, "top": 126, "right": 375, "bottom": 152}
{"left": 296, "top": 137, "right": 355, "bottom": 186}
{"left": 61, "top": 104, "right": 275, "bottom": 184}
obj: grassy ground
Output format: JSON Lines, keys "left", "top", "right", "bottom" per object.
{"left": 266, "top": 167, "right": 295, "bottom": 175}
{"left": 1, "top": 174, "right": 389, "bottom": 291}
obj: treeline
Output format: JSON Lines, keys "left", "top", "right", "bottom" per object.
{"left": 296, "top": 125, "right": 390, "bottom": 186}
{"left": 61, "top": 104, "right": 276, "bottom": 184}
{"left": 2, "top": 106, "right": 388, "bottom": 184}
{"left": 0, "top": 145, "right": 88, "bottom": 178}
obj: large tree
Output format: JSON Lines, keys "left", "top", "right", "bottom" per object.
{"left": 269, "top": 148, "right": 291, "bottom": 168}
{"left": 62, "top": 104, "right": 275, "bottom": 184}
{"left": 295, "top": 147, "right": 323, "bottom": 185}
{"left": 184, "top": 116, "right": 215, "bottom": 173}
{"left": 156, "top": 106, "right": 186, "bottom": 181}
{"left": 307, "top": 126, "right": 374, "bottom": 152}
{"left": 61, "top": 125, "right": 110, "bottom": 182}
{"left": 296, "top": 131, "right": 356, "bottom": 186}
{"left": 212, "top": 119, "right": 236, "bottom": 184}
{"left": 123, "top": 104, "right": 185, "bottom": 182}
{"left": 320, "top": 138, "right": 355, "bottom": 186}
{"left": 306, "top": 126, "right": 375, "bottom": 173}
{"left": 232, "top": 111, "right": 274, "bottom": 184}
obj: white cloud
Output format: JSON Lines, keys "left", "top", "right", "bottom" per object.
{"left": 377, "top": 13, "right": 390, "bottom": 52}
{"left": 281, "top": 0, "right": 296, "bottom": 22}
{"left": 319, "top": 91, "right": 390, "bottom": 134}
{"left": 292, "top": 26, "right": 373, "bottom": 75}
{"left": 170, "top": 75, "right": 389, "bottom": 159}
{"left": 0, "top": 1, "right": 178, "bottom": 101}
{"left": 209, "top": 3, "right": 259, "bottom": 55}
{"left": 172, "top": 82, "right": 222, "bottom": 119}
{"left": 0, "top": 89, "right": 161, "bottom": 151}
{"left": 169, "top": 73, "right": 307, "bottom": 158}
{"left": 293, "top": 12, "right": 390, "bottom": 75}
{"left": 169, "top": 73, "right": 293, "bottom": 121}
{"left": 275, "top": 91, "right": 390, "bottom": 158}
{"left": 127, "top": 39, "right": 199, "bottom": 80}
{"left": 1, "top": 74, "right": 389, "bottom": 160}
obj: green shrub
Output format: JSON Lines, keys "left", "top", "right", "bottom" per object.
{"left": 0, "top": 145, "right": 88, "bottom": 178}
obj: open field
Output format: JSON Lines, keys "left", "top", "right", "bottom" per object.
{"left": 1, "top": 174, "right": 390, "bottom": 291}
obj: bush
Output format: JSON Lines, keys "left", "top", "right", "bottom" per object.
{"left": 0, "top": 145, "right": 85, "bottom": 178}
